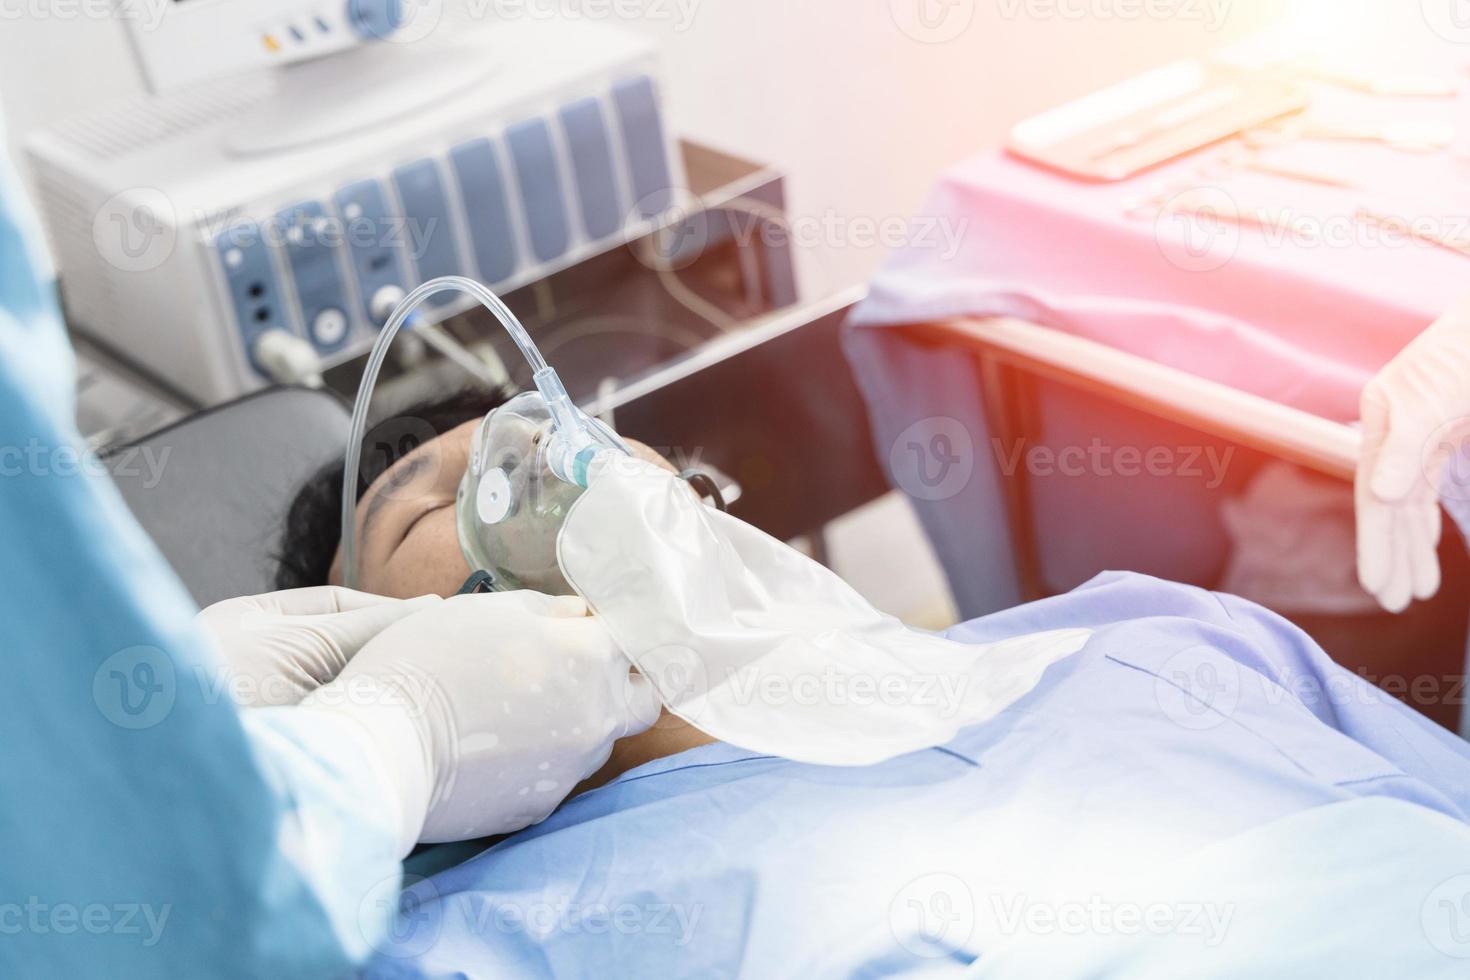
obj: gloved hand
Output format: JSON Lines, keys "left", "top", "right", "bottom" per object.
{"left": 197, "top": 587, "right": 441, "bottom": 708}
{"left": 299, "top": 591, "right": 660, "bottom": 852}
{"left": 1356, "top": 298, "right": 1470, "bottom": 613}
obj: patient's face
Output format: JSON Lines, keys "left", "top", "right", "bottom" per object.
{"left": 330, "top": 416, "right": 717, "bottom": 793}
{"left": 330, "top": 418, "right": 674, "bottom": 599}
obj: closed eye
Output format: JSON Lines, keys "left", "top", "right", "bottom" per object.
{"left": 399, "top": 501, "right": 451, "bottom": 546}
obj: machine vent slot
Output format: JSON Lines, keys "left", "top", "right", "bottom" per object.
{"left": 450, "top": 138, "right": 519, "bottom": 285}
{"left": 31, "top": 170, "right": 117, "bottom": 332}
{"left": 612, "top": 75, "right": 675, "bottom": 217}
{"left": 47, "top": 78, "right": 270, "bottom": 162}
{"left": 505, "top": 118, "right": 571, "bottom": 263}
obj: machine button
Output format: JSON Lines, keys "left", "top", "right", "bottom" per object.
{"left": 278, "top": 199, "right": 353, "bottom": 354}
{"left": 312, "top": 308, "right": 349, "bottom": 346}
{"left": 334, "top": 179, "right": 409, "bottom": 326}
{"left": 346, "top": 0, "right": 404, "bottom": 40}
{"left": 215, "top": 222, "right": 290, "bottom": 378}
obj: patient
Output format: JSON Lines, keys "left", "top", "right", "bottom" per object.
{"left": 278, "top": 392, "right": 1470, "bottom": 978}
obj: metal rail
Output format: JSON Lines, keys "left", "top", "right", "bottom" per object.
{"left": 919, "top": 316, "right": 1360, "bottom": 481}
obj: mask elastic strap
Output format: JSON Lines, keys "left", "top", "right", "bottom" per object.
{"left": 677, "top": 469, "right": 727, "bottom": 512}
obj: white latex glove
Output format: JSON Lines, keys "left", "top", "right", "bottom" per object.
{"left": 196, "top": 587, "right": 441, "bottom": 707}
{"left": 300, "top": 591, "right": 660, "bottom": 852}
{"left": 1357, "top": 298, "right": 1470, "bottom": 613}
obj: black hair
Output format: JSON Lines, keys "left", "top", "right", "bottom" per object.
{"left": 273, "top": 388, "right": 511, "bottom": 591}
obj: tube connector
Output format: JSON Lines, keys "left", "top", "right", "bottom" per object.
{"left": 534, "top": 367, "right": 593, "bottom": 485}
{"left": 252, "top": 329, "right": 323, "bottom": 387}
{"left": 533, "top": 366, "right": 632, "bottom": 487}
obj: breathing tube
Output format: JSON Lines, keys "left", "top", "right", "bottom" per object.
{"left": 339, "top": 276, "right": 625, "bottom": 590}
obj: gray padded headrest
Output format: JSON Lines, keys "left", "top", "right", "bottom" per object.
{"left": 106, "top": 386, "right": 351, "bottom": 607}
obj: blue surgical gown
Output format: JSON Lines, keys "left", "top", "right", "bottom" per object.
{"left": 0, "top": 113, "right": 401, "bottom": 976}
{"left": 364, "top": 572, "right": 1470, "bottom": 978}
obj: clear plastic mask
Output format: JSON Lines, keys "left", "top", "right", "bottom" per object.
{"left": 456, "top": 391, "right": 628, "bottom": 595}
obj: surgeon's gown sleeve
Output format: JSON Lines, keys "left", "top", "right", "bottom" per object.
{"left": 0, "top": 125, "right": 403, "bottom": 977}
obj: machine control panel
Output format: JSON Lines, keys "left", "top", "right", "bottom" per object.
{"left": 216, "top": 222, "right": 291, "bottom": 375}
{"left": 208, "top": 76, "right": 677, "bottom": 381}
{"left": 277, "top": 200, "right": 354, "bottom": 354}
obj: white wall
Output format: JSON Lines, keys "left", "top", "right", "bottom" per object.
{"left": 620, "top": 0, "right": 1284, "bottom": 293}
{"left": 1, "top": 0, "right": 1289, "bottom": 296}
